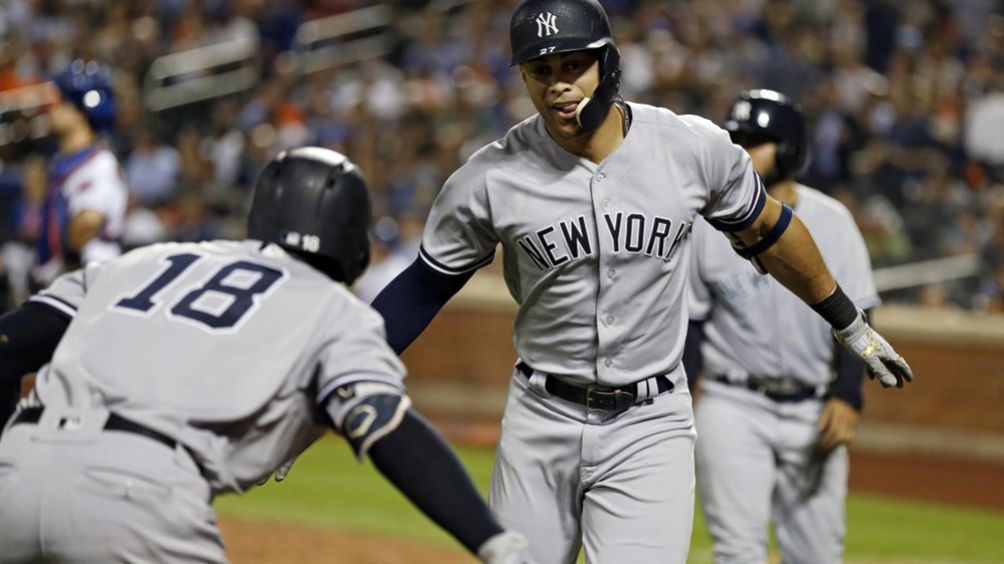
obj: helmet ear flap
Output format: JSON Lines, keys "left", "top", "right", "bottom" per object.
{"left": 575, "top": 45, "right": 622, "bottom": 132}
{"left": 774, "top": 139, "right": 806, "bottom": 178}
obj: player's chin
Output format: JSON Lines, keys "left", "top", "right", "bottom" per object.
{"left": 547, "top": 114, "right": 585, "bottom": 138}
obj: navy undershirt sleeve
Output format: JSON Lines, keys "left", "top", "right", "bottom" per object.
{"left": 682, "top": 319, "right": 705, "bottom": 393}
{"left": 368, "top": 410, "right": 503, "bottom": 554}
{"left": 0, "top": 302, "right": 72, "bottom": 427}
{"left": 370, "top": 258, "right": 474, "bottom": 354}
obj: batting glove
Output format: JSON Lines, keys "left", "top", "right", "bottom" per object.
{"left": 477, "top": 531, "right": 535, "bottom": 564}
{"left": 256, "top": 456, "right": 297, "bottom": 486}
{"left": 833, "top": 310, "right": 913, "bottom": 388}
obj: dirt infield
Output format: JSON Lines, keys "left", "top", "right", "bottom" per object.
{"left": 219, "top": 518, "right": 471, "bottom": 563}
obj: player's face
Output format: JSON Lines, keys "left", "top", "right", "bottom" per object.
{"left": 742, "top": 141, "right": 779, "bottom": 179}
{"left": 47, "top": 100, "right": 81, "bottom": 135}
{"left": 519, "top": 51, "right": 600, "bottom": 139}
{"left": 731, "top": 131, "right": 779, "bottom": 180}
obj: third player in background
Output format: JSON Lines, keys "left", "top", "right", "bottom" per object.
{"left": 685, "top": 90, "right": 877, "bottom": 564}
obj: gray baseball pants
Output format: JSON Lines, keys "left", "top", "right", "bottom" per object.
{"left": 695, "top": 379, "right": 848, "bottom": 564}
{"left": 489, "top": 366, "right": 696, "bottom": 564}
{"left": 0, "top": 407, "right": 225, "bottom": 563}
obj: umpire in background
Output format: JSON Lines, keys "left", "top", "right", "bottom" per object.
{"left": 685, "top": 90, "right": 876, "bottom": 563}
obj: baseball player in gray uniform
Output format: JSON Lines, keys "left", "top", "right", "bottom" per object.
{"left": 0, "top": 147, "right": 530, "bottom": 564}
{"left": 370, "top": 1, "right": 912, "bottom": 562}
{"left": 685, "top": 90, "right": 876, "bottom": 564}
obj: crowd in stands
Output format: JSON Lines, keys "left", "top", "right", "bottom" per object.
{"left": 1, "top": 0, "right": 1002, "bottom": 312}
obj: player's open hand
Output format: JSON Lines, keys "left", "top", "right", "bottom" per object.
{"left": 832, "top": 311, "right": 913, "bottom": 388}
{"left": 817, "top": 398, "right": 859, "bottom": 450}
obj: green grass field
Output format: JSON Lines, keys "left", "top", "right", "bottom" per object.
{"left": 215, "top": 436, "right": 1004, "bottom": 563}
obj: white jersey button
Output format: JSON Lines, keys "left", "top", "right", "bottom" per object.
{"left": 597, "top": 172, "right": 606, "bottom": 181}
{"left": 607, "top": 269, "right": 615, "bottom": 279}
{"left": 604, "top": 358, "right": 613, "bottom": 367}
{"left": 600, "top": 198, "right": 610, "bottom": 208}
{"left": 605, "top": 314, "right": 615, "bottom": 325}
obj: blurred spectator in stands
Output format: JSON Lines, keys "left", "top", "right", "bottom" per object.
{"left": 125, "top": 130, "right": 181, "bottom": 207}
{"left": 206, "top": 99, "right": 247, "bottom": 191}
{"left": 984, "top": 263, "right": 1004, "bottom": 313}
{"left": 1, "top": 0, "right": 1002, "bottom": 312}
{"left": 355, "top": 213, "right": 423, "bottom": 304}
{"left": 965, "top": 84, "right": 1004, "bottom": 167}
{"left": 0, "top": 155, "right": 46, "bottom": 305}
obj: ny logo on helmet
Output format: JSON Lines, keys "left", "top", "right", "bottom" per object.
{"left": 536, "top": 12, "right": 558, "bottom": 37}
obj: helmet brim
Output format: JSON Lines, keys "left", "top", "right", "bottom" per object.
{"left": 510, "top": 36, "right": 612, "bottom": 66}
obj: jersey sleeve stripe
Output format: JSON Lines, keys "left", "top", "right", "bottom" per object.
{"left": 28, "top": 294, "right": 78, "bottom": 319}
{"left": 315, "top": 372, "right": 405, "bottom": 406}
{"left": 418, "top": 245, "right": 494, "bottom": 276}
{"left": 706, "top": 174, "right": 767, "bottom": 232}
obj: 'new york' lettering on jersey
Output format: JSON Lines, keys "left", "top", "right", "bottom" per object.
{"left": 419, "top": 102, "right": 765, "bottom": 387}
{"left": 517, "top": 212, "right": 692, "bottom": 270}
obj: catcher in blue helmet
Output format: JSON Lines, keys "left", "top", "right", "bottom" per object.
{"left": 33, "top": 59, "right": 127, "bottom": 287}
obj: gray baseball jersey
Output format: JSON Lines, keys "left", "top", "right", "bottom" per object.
{"left": 421, "top": 102, "right": 766, "bottom": 388}
{"left": 688, "top": 184, "right": 879, "bottom": 385}
{"left": 688, "top": 184, "right": 877, "bottom": 563}
{"left": 27, "top": 239, "right": 405, "bottom": 493}
{"left": 420, "top": 101, "right": 765, "bottom": 563}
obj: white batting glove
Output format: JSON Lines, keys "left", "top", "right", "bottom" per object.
{"left": 833, "top": 310, "right": 913, "bottom": 388}
{"left": 477, "top": 531, "right": 535, "bottom": 564}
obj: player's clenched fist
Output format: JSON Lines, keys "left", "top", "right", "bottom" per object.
{"left": 833, "top": 310, "right": 913, "bottom": 388}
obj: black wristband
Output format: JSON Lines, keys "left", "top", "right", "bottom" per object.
{"left": 810, "top": 285, "right": 858, "bottom": 330}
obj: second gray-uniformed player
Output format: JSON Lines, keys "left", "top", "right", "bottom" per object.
{"left": 686, "top": 90, "right": 879, "bottom": 564}
{"left": 0, "top": 148, "right": 530, "bottom": 564}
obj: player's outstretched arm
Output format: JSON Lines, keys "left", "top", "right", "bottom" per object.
{"left": 320, "top": 382, "right": 532, "bottom": 563}
{"left": 370, "top": 258, "right": 473, "bottom": 354}
{"left": 733, "top": 197, "right": 913, "bottom": 388}
{"left": 0, "top": 302, "right": 70, "bottom": 383}
{"left": 368, "top": 411, "right": 530, "bottom": 563}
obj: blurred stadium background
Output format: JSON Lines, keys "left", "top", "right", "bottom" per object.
{"left": 1, "top": 0, "right": 1003, "bottom": 562}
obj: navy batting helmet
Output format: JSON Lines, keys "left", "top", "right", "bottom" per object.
{"left": 53, "top": 59, "right": 116, "bottom": 132}
{"left": 509, "top": 0, "right": 621, "bottom": 132}
{"left": 724, "top": 89, "right": 808, "bottom": 178}
{"left": 247, "top": 147, "right": 372, "bottom": 285}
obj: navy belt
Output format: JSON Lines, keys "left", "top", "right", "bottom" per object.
{"left": 517, "top": 362, "right": 673, "bottom": 411}
{"left": 711, "top": 374, "right": 820, "bottom": 403}
{"left": 12, "top": 406, "right": 177, "bottom": 450}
